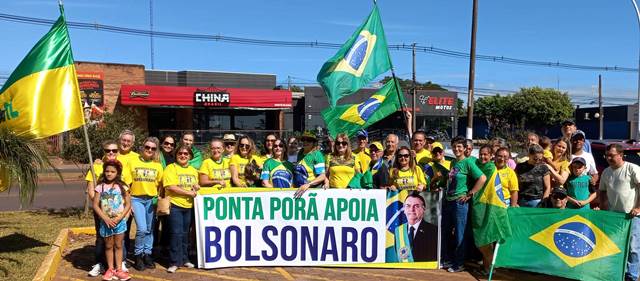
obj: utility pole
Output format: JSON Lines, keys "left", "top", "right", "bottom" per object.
{"left": 412, "top": 43, "right": 417, "bottom": 130}
{"left": 287, "top": 75, "right": 291, "bottom": 90}
{"left": 149, "top": 0, "right": 155, "bottom": 69}
{"left": 466, "top": 0, "right": 479, "bottom": 140}
{"left": 598, "top": 75, "right": 603, "bottom": 140}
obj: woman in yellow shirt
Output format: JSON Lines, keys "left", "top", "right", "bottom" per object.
{"left": 199, "top": 139, "right": 231, "bottom": 193}
{"left": 390, "top": 146, "right": 426, "bottom": 191}
{"left": 127, "top": 137, "right": 163, "bottom": 271}
{"left": 325, "top": 133, "right": 361, "bottom": 188}
{"left": 230, "top": 136, "right": 257, "bottom": 187}
{"left": 163, "top": 145, "right": 200, "bottom": 273}
{"left": 547, "top": 138, "right": 570, "bottom": 187}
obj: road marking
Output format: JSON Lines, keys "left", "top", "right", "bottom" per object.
{"left": 181, "top": 268, "right": 260, "bottom": 281}
{"left": 275, "top": 267, "right": 295, "bottom": 281}
{"left": 309, "top": 267, "right": 452, "bottom": 280}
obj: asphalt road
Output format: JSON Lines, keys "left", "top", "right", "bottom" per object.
{"left": 0, "top": 180, "right": 86, "bottom": 211}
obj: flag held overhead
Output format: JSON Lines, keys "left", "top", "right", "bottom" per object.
{"left": 317, "top": 5, "right": 391, "bottom": 107}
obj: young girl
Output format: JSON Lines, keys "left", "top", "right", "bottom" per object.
{"left": 93, "top": 160, "right": 131, "bottom": 281}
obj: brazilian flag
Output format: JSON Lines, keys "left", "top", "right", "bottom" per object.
{"left": 317, "top": 5, "right": 391, "bottom": 107}
{"left": 495, "top": 208, "right": 631, "bottom": 281}
{"left": 0, "top": 5, "right": 84, "bottom": 139}
{"left": 471, "top": 163, "right": 512, "bottom": 247}
{"left": 321, "top": 78, "right": 403, "bottom": 138}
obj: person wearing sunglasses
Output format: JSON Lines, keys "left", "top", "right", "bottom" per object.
{"left": 293, "top": 131, "right": 327, "bottom": 198}
{"left": 441, "top": 136, "right": 486, "bottom": 273}
{"left": 125, "top": 137, "right": 163, "bottom": 271}
{"left": 222, "top": 134, "right": 236, "bottom": 159}
{"left": 389, "top": 146, "right": 425, "bottom": 192}
{"left": 255, "top": 133, "right": 278, "bottom": 167}
{"left": 540, "top": 187, "right": 568, "bottom": 209}
{"left": 325, "top": 133, "right": 361, "bottom": 189}
{"left": 199, "top": 139, "right": 231, "bottom": 192}
{"left": 261, "top": 138, "right": 294, "bottom": 188}
{"left": 86, "top": 140, "right": 131, "bottom": 277}
{"left": 230, "top": 136, "right": 257, "bottom": 187}
{"left": 180, "top": 132, "right": 203, "bottom": 170}
{"left": 163, "top": 145, "right": 200, "bottom": 273}
{"left": 159, "top": 135, "right": 176, "bottom": 169}
{"left": 368, "top": 141, "right": 389, "bottom": 189}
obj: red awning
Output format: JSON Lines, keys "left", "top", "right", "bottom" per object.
{"left": 120, "top": 85, "right": 292, "bottom": 109}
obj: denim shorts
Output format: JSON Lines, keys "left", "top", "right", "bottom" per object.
{"left": 99, "top": 218, "right": 127, "bottom": 238}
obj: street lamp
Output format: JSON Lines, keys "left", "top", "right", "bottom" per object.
{"left": 630, "top": 0, "right": 640, "bottom": 139}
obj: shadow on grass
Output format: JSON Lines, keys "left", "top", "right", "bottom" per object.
{"left": 0, "top": 233, "right": 48, "bottom": 253}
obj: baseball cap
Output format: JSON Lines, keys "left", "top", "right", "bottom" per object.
{"left": 369, "top": 141, "right": 383, "bottom": 151}
{"left": 223, "top": 134, "right": 236, "bottom": 142}
{"left": 431, "top": 146, "right": 444, "bottom": 154}
{"left": 571, "top": 157, "right": 587, "bottom": 166}
{"left": 562, "top": 119, "right": 576, "bottom": 126}
{"left": 551, "top": 187, "right": 568, "bottom": 197}
{"left": 571, "top": 130, "right": 586, "bottom": 140}
{"left": 356, "top": 130, "right": 368, "bottom": 139}
{"left": 299, "top": 130, "right": 318, "bottom": 141}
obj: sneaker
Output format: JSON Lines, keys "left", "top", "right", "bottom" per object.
{"left": 440, "top": 261, "right": 453, "bottom": 269}
{"left": 88, "top": 263, "right": 103, "bottom": 277}
{"left": 167, "top": 265, "right": 178, "bottom": 273}
{"left": 102, "top": 268, "right": 115, "bottom": 281}
{"left": 183, "top": 262, "right": 195, "bottom": 268}
{"left": 143, "top": 254, "right": 156, "bottom": 269}
{"left": 121, "top": 261, "right": 128, "bottom": 273}
{"left": 447, "top": 266, "right": 466, "bottom": 273}
{"left": 114, "top": 269, "right": 131, "bottom": 281}
{"left": 134, "top": 255, "right": 145, "bottom": 271}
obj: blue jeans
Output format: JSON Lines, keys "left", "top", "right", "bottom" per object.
{"left": 441, "top": 199, "right": 470, "bottom": 269}
{"left": 168, "top": 205, "right": 192, "bottom": 266}
{"left": 627, "top": 217, "right": 640, "bottom": 280}
{"left": 131, "top": 196, "right": 155, "bottom": 256}
{"left": 518, "top": 198, "right": 541, "bottom": 208}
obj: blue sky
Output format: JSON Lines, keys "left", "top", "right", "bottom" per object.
{"left": 1, "top": 0, "right": 640, "bottom": 106}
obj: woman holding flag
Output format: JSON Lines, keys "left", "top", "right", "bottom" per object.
{"left": 260, "top": 138, "right": 295, "bottom": 188}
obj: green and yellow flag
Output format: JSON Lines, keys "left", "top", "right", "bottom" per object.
{"left": 321, "top": 78, "right": 403, "bottom": 138}
{"left": 0, "top": 7, "right": 84, "bottom": 139}
{"left": 471, "top": 162, "right": 512, "bottom": 247}
{"left": 317, "top": 5, "right": 391, "bottom": 107}
{"left": 495, "top": 208, "right": 631, "bottom": 281}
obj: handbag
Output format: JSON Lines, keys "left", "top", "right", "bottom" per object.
{"left": 156, "top": 196, "right": 171, "bottom": 216}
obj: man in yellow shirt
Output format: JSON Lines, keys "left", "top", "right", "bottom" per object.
{"left": 117, "top": 130, "right": 139, "bottom": 174}
{"left": 354, "top": 130, "right": 371, "bottom": 174}
{"left": 412, "top": 131, "right": 431, "bottom": 166}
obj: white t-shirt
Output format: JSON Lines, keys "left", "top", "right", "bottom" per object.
{"left": 571, "top": 151, "right": 598, "bottom": 176}
{"left": 599, "top": 161, "right": 640, "bottom": 213}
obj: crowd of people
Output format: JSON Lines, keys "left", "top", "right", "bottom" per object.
{"left": 84, "top": 118, "right": 640, "bottom": 281}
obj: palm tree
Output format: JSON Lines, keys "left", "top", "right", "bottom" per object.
{"left": 0, "top": 127, "right": 60, "bottom": 207}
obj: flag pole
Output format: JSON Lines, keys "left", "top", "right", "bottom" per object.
{"left": 58, "top": 1, "right": 96, "bottom": 215}
{"left": 487, "top": 242, "right": 500, "bottom": 281}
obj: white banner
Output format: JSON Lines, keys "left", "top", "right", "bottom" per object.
{"left": 195, "top": 189, "right": 387, "bottom": 268}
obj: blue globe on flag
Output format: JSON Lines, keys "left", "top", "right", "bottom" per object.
{"left": 553, "top": 222, "right": 596, "bottom": 258}
{"left": 344, "top": 35, "right": 369, "bottom": 70}
{"left": 357, "top": 97, "right": 382, "bottom": 122}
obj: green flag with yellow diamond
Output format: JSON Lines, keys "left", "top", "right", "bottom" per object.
{"left": 471, "top": 162, "right": 512, "bottom": 247}
{"left": 321, "top": 78, "right": 403, "bottom": 138}
{"left": 317, "top": 5, "right": 391, "bottom": 107}
{"left": 495, "top": 208, "right": 631, "bottom": 281}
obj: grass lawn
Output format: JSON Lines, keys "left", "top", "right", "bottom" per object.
{"left": 0, "top": 208, "right": 92, "bottom": 281}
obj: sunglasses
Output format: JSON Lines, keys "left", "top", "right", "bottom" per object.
{"left": 144, "top": 145, "right": 157, "bottom": 151}
{"left": 163, "top": 141, "right": 175, "bottom": 147}
{"left": 239, "top": 144, "right": 251, "bottom": 149}
{"left": 274, "top": 144, "right": 285, "bottom": 148}
{"left": 398, "top": 154, "right": 411, "bottom": 158}
{"left": 224, "top": 142, "right": 235, "bottom": 147}
{"left": 335, "top": 141, "right": 349, "bottom": 146}
{"left": 103, "top": 148, "right": 118, "bottom": 154}
{"left": 177, "top": 151, "right": 190, "bottom": 156}
{"left": 552, "top": 195, "right": 567, "bottom": 200}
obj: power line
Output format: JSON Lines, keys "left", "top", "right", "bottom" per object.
{"left": 0, "top": 12, "right": 636, "bottom": 73}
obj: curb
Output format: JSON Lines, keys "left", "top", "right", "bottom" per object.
{"left": 32, "top": 226, "right": 95, "bottom": 281}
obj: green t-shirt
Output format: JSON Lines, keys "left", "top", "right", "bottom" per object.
{"left": 446, "top": 157, "right": 484, "bottom": 201}
{"left": 566, "top": 174, "right": 593, "bottom": 210}
{"left": 260, "top": 158, "right": 294, "bottom": 188}
{"left": 293, "top": 150, "right": 326, "bottom": 187}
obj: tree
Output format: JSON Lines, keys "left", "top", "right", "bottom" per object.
{"left": 379, "top": 76, "right": 446, "bottom": 90}
{"left": 475, "top": 87, "right": 574, "bottom": 135}
{"left": 62, "top": 108, "right": 145, "bottom": 163}
{"left": 0, "top": 127, "right": 60, "bottom": 206}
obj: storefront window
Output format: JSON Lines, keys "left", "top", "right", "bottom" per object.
{"left": 233, "top": 112, "right": 266, "bottom": 130}
{"left": 208, "top": 114, "right": 231, "bottom": 130}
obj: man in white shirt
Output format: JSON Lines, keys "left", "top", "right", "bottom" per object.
{"left": 570, "top": 131, "right": 598, "bottom": 185}
{"left": 599, "top": 143, "right": 640, "bottom": 281}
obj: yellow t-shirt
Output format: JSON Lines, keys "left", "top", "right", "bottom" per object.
{"left": 199, "top": 158, "right": 231, "bottom": 192}
{"left": 326, "top": 154, "right": 361, "bottom": 189}
{"left": 229, "top": 154, "right": 255, "bottom": 186}
{"left": 163, "top": 163, "right": 199, "bottom": 208}
{"left": 543, "top": 149, "right": 553, "bottom": 160}
{"left": 415, "top": 149, "right": 432, "bottom": 166}
{"left": 356, "top": 151, "right": 371, "bottom": 174}
{"left": 127, "top": 157, "right": 163, "bottom": 196}
{"left": 390, "top": 166, "right": 426, "bottom": 190}
{"left": 85, "top": 161, "right": 132, "bottom": 184}
{"left": 551, "top": 159, "right": 570, "bottom": 173}
{"left": 496, "top": 166, "right": 519, "bottom": 200}
{"left": 117, "top": 151, "right": 140, "bottom": 167}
